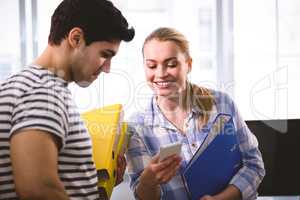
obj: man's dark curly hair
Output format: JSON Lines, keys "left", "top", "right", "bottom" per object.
{"left": 48, "top": 0, "right": 135, "bottom": 46}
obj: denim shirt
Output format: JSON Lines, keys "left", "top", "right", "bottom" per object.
{"left": 126, "top": 90, "right": 265, "bottom": 200}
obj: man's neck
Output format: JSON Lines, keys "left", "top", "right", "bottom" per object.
{"left": 32, "top": 43, "right": 71, "bottom": 82}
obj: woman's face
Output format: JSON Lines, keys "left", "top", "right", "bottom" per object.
{"left": 143, "top": 39, "right": 191, "bottom": 97}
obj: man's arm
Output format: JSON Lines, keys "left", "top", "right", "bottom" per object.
{"left": 115, "top": 154, "right": 127, "bottom": 186}
{"left": 10, "top": 129, "right": 69, "bottom": 200}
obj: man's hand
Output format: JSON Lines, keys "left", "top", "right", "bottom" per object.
{"left": 115, "top": 154, "right": 127, "bottom": 186}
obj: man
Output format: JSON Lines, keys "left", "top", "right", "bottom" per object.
{"left": 0, "top": 0, "right": 134, "bottom": 199}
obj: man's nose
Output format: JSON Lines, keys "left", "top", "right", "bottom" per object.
{"left": 101, "top": 59, "right": 111, "bottom": 73}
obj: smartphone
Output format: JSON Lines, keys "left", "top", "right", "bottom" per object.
{"left": 159, "top": 142, "right": 182, "bottom": 161}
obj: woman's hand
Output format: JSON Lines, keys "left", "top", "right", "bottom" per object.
{"left": 199, "top": 195, "right": 218, "bottom": 200}
{"left": 140, "top": 154, "right": 182, "bottom": 187}
{"left": 199, "top": 185, "right": 242, "bottom": 200}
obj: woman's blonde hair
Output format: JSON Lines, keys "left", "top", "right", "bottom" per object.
{"left": 143, "top": 27, "right": 215, "bottom": 125}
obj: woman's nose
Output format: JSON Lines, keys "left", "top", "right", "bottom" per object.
{"left": 155, "top": 65, "right": 167, "bottom": 77}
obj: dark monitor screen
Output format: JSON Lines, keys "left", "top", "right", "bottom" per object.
{"left": 246, "top": 119, "right": 300, "bottom": 196}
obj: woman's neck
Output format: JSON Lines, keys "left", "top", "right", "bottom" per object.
{"left": 157, "top": 96, "right": 181, "bottom": 112}
{"left": 156, "top": 87, "right": 191, "bottom": 113}
{"left": 156, "top": 95, "right": 190, "bottom": 134}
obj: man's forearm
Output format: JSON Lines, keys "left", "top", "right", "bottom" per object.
{"left": 40, "top": 179, "right": 70, "bottom": 200}
{"left": 136, "top": 182, "right": 161, "bottom": 200}
{"left": 40, "top": 186, "right": 69, "bottom": 200}
{"left": 18, "top": 181, "right": 69, "bottom": 200}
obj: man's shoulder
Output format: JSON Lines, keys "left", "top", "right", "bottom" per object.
{"left": 2, "top": 66, "right": 45, "bottom": 88}
{"left": 4, "top": 66, "right": 68, "bottom": 95}
{"left": 0, "top": 66, "right": 72, "bottom": 113}
{"left": 0, "top": 66, "right": 38, "bottom": 99}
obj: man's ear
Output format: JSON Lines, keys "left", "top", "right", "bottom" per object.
{"left": 68, "top": 27, "right": 84, "bottom": 48}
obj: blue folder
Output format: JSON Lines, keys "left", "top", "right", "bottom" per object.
{"left": 182, "top": 114, "right": 242, "bottom": 200}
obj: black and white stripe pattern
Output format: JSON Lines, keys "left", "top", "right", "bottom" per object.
{"left": 0, "top": 65, "right": 99, "bottom": 199}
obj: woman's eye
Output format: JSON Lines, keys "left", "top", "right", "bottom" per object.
{"left": 146, "top": 63, "right": 156, "bottom": 69}
{"left": 167, "top": 61, "right": 177, "bottom": 67}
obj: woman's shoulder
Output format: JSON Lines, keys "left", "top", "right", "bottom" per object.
{"left": 209, "top": 89, "right": 233, "bottom": 104}
{"left": 127, "top": 111, "right": 147, "bottom": 124}
{"left": 207, "top": 89, "right": 235, "bottom": 114}
{"left": 127, "top": 97, "right": 155, "bottom": 125}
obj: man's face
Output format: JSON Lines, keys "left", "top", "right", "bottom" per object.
{"left": 70, "top": 40, "right": 120, "bottom": 87}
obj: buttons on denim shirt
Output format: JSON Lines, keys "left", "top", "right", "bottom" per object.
{"left": 191, "top": 143, "right": 197, "bottom": 148}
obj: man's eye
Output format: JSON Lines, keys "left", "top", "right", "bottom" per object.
{"left": 101, "top": 52, "right": 112, "bottom": 58}
{"left": 101, "top": 53, "right": 110, "bottom": 58}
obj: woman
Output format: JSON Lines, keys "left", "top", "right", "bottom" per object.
{"left": 126, "top": 27, "right": 265, "bottom": 200}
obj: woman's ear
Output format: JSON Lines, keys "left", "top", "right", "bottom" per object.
{"left": 68, "top": 27, "right": 84, "bottom": 48}
{"left": 187, "top": 57, "right": 192, "bottom": 73}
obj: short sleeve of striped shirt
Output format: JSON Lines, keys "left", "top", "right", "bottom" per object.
{"left": 10, "top": 86, "right": 69, "bottom": 148}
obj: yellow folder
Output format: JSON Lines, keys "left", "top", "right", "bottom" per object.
{"left": 81, "top": 104, "right": 129, "bottom": 200}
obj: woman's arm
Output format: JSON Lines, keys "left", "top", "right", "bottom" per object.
{"left": 199, "top": 185, "right": 241, "bottom": 200}
{"left": 126, "top": 123, "right": 181, "bottom": 200}
{"left": 136, "top": 154, "right": 181, "bottom": 200}
{"left": 223, "top": 93, "right": 265, "bottom": 200}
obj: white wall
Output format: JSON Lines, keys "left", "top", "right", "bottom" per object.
{"left": 234, "top": 0, "right": 300, "bottom": 120}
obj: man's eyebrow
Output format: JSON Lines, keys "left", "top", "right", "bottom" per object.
{"left": 103, "top": 49, "right": 116, "bottom": 57}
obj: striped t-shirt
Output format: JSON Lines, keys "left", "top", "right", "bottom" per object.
{"left": 0, "top": 65, "right": 99, "bottom": 199}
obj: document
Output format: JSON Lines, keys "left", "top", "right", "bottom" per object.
{"left": 81, "top": 104, "right": 129, "bottom": 199}
{"left": 182, "top": 113, "right": 242, "bottom": 200}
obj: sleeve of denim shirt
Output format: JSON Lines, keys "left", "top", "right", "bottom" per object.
{"left": 126, "top": 118, "right": 164, "bottom": 200}
{"left": 221, "top": 93, "right": 266, "bottom": 200}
